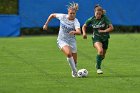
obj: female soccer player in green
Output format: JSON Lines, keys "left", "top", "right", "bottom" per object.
{"left": 82, "top": 5, "right": 114, "bottom": 74}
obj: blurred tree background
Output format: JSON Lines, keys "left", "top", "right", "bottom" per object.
{"left": 0, "top": 0, "right": 18, "bottom": 14}
{"left": 0, "top": 0, "right": 139, "bottom": 35}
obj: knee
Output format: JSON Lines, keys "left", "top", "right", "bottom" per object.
{"left": 98, "top": 49, "right": 103, "bottom": 55}
{"left": 67, "top": 53, "right": 72, "bottom": 58}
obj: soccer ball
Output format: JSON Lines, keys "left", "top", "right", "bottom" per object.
{"left": 77, "top": 69, "right": 88, "bottom": 78}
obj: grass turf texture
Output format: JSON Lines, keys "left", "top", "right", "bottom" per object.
{"left": 0, "top": 34, "right": 140, "bottom": 93}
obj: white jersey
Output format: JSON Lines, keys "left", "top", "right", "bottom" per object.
{"left": 56, "top": 13, "right": 80, "bottom": 43}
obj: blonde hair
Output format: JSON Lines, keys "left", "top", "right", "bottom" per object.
{"left": 94, "top": 4, "right": 106, "bottom": 14}
{"left": 67, "top": 2, "right": 79, "bottom": 11}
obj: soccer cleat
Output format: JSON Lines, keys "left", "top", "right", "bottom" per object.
{"left": 97, "top": 69, "right": 103, "bottom": 74}
{"left": 72, "top": 71, "right": 77, "bottom": 77}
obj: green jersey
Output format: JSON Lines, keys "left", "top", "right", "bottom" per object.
{"left": 85, "top": 15, "right": 111, "bottom": 40}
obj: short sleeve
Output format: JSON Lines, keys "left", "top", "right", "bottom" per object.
{"left": 74, "top": 19, "right": 80, "bottom": 29}
{"left": 85, "top": 17, "right": 93, "bottom": 26}
{"left": 104, "top": 15, "right": 111, "bottom": 25}
{"left": 55, "top": 13, "right": 65, "bottom": 20}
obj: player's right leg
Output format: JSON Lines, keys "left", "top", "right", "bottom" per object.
{"left": 94, "top": 42, "right": 104, "bottom": 74}
{"left": 57, "top": 40, "right": 77, "bottom": 77}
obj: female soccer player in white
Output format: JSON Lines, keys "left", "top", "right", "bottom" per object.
{"left": 43, "top": 2, "right": 81, "bottom": 77}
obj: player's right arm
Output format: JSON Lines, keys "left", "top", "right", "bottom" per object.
{"left": 43, "top": 13, "right": 56, "bottom": 30}
{"left": 82, "top": 17, "right": 92, "bottom": 39}
{"left": 82, "top": 24, "right": 87, "bottom": 39}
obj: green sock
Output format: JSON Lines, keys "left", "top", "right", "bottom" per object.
{"left": 96, "top": 55, "right": 103, "bottom": 69}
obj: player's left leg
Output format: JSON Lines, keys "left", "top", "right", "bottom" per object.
{"left": 102, "top": 39, "right": 109, "bottom": 62}
{"left": 70, "top": 41, "right": 78, "bottom": 77}
{"left": 72, "top": 53, "right": 77, "bottom": 66}
{"left": 97, "top": 39, "right": 108, "bottom": 73}
{"left": 70, "top": 41, "right": 77, "bottom": 66}
{"left": 102, "top": 49, "right": 106, "bottom": 59}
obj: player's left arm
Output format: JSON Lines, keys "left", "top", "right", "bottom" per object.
{"left": 75, "top": 28, "right": 81, "bottom": 35}
{"left": 99, "top": 16, "right": 114, "bottom": 33}
{"left": 69, "top": 28, "right": 81, "bottom": 35}
{"left": 69, "top": 19, "right": 81, "bottom": 35}
{"left": 99, "top": 24, "right": 114, "bottom": 33}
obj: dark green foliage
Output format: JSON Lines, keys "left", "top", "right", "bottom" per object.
{"left": 0, "top": 0, "right": 18, "bottom": 14}
{"left": 0, "top": 0, "right": 140, "bottom": 34}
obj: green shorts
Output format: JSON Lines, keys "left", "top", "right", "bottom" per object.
{"left": 92, "top": 36, "right": 109, "bottom": 50}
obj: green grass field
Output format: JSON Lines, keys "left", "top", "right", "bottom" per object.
{"left": 0, "top": 34, "right": 140, "bottom": 93}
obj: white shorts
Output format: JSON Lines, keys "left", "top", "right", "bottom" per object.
{"left": 57, "top": 40, "right": 77, "bottom": 53}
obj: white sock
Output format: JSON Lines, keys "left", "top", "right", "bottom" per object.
{"left": 67, "top": 57, "right": 77, "bottom": 73}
